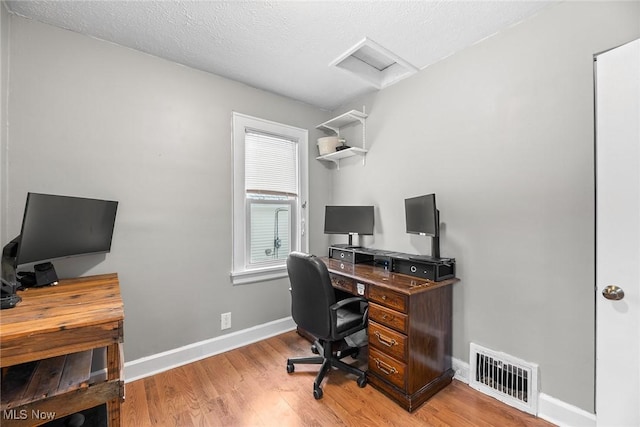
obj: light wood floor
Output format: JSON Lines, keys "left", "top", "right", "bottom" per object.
{"left": 122, "top": 331, "right": 555, "bottom": 426}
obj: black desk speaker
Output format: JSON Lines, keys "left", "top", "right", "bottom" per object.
{"left": 34, "top": 262, "right": 59, "bottom": 287}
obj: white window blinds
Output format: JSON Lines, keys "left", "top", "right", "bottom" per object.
{"left": 245, "top": 130, "right": 298, "bottom": 196}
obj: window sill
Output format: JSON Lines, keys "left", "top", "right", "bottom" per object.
{"left": 230, "top": 266, "right": 289, "bottom": 285}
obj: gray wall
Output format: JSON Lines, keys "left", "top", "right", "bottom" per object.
{"left": 332, "top": 1, "right": 639, "bottom": 412}
{"left": 2, "top": 15, "right": 332, "bottom": 361}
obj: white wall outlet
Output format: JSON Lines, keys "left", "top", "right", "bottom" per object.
{"left": 221, "top": 312, "right": 231, "bottom": 330}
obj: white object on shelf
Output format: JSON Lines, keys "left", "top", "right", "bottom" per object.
{"left": 315, "top": 108, "right": 368, "bottom": 169}
{"left": 317, "top": 136, "right": 342, "bottom": 155}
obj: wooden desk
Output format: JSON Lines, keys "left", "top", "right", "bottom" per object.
{"left": 322, "top": 258, "right": 459, "bottom": 412}
{"left": 1, "top": 273, "right": 124, "bottom": 426}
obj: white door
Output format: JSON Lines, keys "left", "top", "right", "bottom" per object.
{"left": 595, "top": 38, "right": 640, "bottom": 427}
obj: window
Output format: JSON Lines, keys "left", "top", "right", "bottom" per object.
{"left": 231, "top": 113, "right": 308, "bottom": 284}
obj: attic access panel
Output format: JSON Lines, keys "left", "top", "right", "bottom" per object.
{"left": 331, "top": 38, "right": 418, "bottom": 89}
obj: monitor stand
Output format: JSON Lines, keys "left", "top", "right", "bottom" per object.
{"left": 345, "top": 234, "right": 363, "bottom": 249}
{"left": 330, "top": 235, "right": 364, "bottom": 250}
{"left": 1, "top": 239, "right": 21, "bottom": 309}
{"left": 408, "top": 235, "right": 441, "bottom": 262}
{"left": 0, "top": 291, "right": 21, "bottom": 309}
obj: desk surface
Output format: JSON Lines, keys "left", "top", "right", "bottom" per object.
{"left": 0, "top": 273, "right": 124, "bottom": 367}
{"left": 322, "top": 257, "right": 458, "bottom": 294}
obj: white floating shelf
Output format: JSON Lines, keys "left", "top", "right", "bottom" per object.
{"left": 315, "top": 147, "right": 368, "bottom": 167}
{"left": 316, "top": 110, "right": 368, "bottom": 134}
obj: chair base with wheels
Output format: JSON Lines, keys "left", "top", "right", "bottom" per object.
{"left": 287, "top": 337, "right": 367, "bottom": 399}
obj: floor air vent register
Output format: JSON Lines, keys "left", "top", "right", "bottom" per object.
{"left": 469, "top": 343, "right": 539, "bottom": 415}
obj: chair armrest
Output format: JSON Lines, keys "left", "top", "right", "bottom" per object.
{"left": 329, "top": 296, "right": 368, "bottom": 333}
{"left": 330, "top": 296, "right": 367, "bottom": 311}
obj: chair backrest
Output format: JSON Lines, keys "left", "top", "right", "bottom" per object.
{"left": 286, "top": 251, "right": 336, "bottom": 339}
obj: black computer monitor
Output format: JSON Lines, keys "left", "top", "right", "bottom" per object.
{"left": 1, "top": 193, "right": 118, "bottom": 288}
{"left": 405, "top": 193, "right": 440, "bottom": 258}
{"left": 324, "top": 205, "right": 374, "bottom": 247}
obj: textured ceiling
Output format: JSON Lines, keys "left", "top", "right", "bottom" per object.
{"left": 5, "top": 0, "right": 560, "bottom": 110}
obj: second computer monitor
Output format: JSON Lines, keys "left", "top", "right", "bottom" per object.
{"left": 324, "top": 205, "right": 374, "bottom": 247}
{"left": 405, "top": 193, "right": 440, "bottom": 258}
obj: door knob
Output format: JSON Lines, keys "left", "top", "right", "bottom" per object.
{"left": 602, "top": 285, "right": 625, "bottom": 301}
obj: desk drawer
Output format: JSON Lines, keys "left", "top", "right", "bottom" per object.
{"left": 329, "top": 274, "right": 356, "bottom": 294}
{"left": 369, "top": 347, "right": 406, "bottom": 390}
{"left": 369, "top": 321, "right": 407, "bottom": 362}
{"left": 368, "top": 286, "right": 407, "bottom": 313}
{"left": 369, "top": 303, "right": 408, "bottom": 334}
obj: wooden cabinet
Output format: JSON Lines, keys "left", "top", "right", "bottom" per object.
{"left": 1, "top": 274, "right": 124, "bottom": 426}
{"left": 323, "top": 258, "right": 458, "bottom": 412}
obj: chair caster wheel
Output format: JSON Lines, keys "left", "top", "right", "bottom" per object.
{"left": 357, "top": 375, "right": 367, "bottom": 388}
{"left": 351, "top": 348, "right": 360, "bottom": 359}
{"left": 65, "top": 413, "right": 85, "bottom": 427}
{"left": 286, "top": 362, "right": 294, "bottom": 373}
{"left": 313, "top": 386, "right": 323, "bottom": 399}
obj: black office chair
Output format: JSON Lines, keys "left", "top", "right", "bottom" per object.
{"left": 285, "top": 251, "right": 368, "bottom": 399}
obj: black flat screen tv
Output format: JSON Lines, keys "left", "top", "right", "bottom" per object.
{"left": 405, "top": 194, "right": 438, "bottom": 237}
{"left": 404, "top": 193, "right": 440, "bottom": 258}
{"left": 16, "top": 193, "right": 119, "bottom": 266}
{"left": 324, "top": 205, "right": 374, "bottom": 247}
{"left": 1, "top": 193, "right": 118, "bottom": 289}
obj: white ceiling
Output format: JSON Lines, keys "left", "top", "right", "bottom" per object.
{"left": 5, "top": 0, "right": 560, "bottom": 110}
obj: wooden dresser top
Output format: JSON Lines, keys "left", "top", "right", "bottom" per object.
{"left": 1, "top": 273, "right": 124, "bottom": 344}
{"left": 322, "top": 257, "right": 458, "bottom": 295}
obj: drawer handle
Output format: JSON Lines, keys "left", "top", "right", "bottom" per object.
{"left": 381, "top": 295, "right": 388, "bottom": 300}
{"left": 373, "top": 358, "right": 398, "bottom": 375}
{"left": 374, "top": 331, "right": 397, "bottom": 347}
{"left": 381, "top": 313, "right": 395, "bottom": 321}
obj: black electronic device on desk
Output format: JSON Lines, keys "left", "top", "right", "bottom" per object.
{"left": 391, "top": 253, "right": 456, "bottom": 282}
{"left": 328, "top": 245, "right": 375, "bottom": 264}
{"left": 362, "top": 248, "right": 402, "bottom": 269}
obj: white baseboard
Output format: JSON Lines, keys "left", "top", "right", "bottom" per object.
{"left": 124, "top": 316, "right": 296, "bottom": 383}
{"left": 451, "top": 357, "right": 596, "bottom": 427}
{"left": 537, "top": 393, "right": 596, "bottom": 427}
{"left": 452, "top": 356, "right": 470, "bottom": 384}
